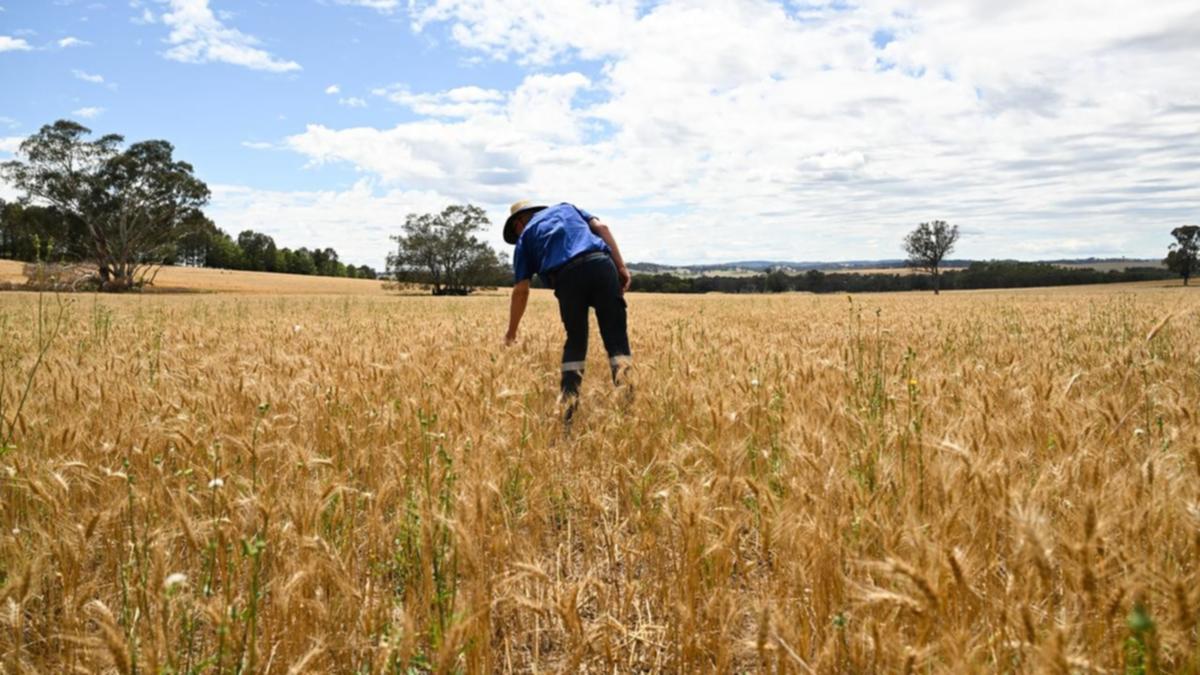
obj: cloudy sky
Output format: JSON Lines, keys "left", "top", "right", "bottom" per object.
{"left": 1, "top": 0, "right": 1197, "bottom": 267}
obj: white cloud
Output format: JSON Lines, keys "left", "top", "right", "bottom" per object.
{"left": 270, "top": 0, "right": 1200, "bottom": 262}
{"left": 207, "top": 180, "right": 452, "bottom": 267}
{"left": 72, "top": 69, "right": 105, "bottom": 84}
{"left": 338, "top": 97, "right": 368, "bottom": 108}
{"left": 72, "top": 107, "right": 104, "bottom": 119}
{"left": 0, "top": 35, "right": 32, "bottom": 52}
{"left": 58, "top": 36, "right": 89, "bottom": 48}
{"left": 131, "top": 7, "right": 156, "bottom": 24}
{"left": 241, "top": 140, "right": 275, "bottom": 150}
{"left": 287, "top": 72, "right": 590, "bottom": 201}
{"left": 160, "top": 0, "right": 300, "bottom": 72}
{"left": 373, "top": 84, "right": 504, "bottom": 118}
{"left": 408, "top": 0, "right": 640, "bottom": 65}
{"left": 0, "top": 136, "right": 24, "bottom": 154}
{"left": 336, "top": 0, "right": 400, "bottom": 12}
{"left": 0, "top": 117, "right": 19, "bottom": 129}
{"left": 325, "top": 84, "right": 340, "bottom": 95}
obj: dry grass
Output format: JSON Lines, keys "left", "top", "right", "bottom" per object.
{"left": 1, "top": 283, "right": 1198, "bottom": 673}
{"left": 148, "top": 266, "right": 394, "bottom": 295}
{"left": 0, "top": 259, "right": 392, "bottom": 295}
{"left": 0, "top": 260, "right": 25, "bottom": 288}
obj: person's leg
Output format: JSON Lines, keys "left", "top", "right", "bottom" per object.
{"left": 588, "top": 257, "right": 632, "bottom": 385}
{"left": 555, "top": 273, "right": 590, "bottom": 405}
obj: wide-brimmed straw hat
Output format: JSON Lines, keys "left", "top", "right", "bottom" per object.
{"left": 503, "top": 200, "right": 547, "bottom": 245}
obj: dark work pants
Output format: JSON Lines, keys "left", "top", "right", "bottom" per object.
{"left": 552, "top": 255, "right": 631, "bottom": 398}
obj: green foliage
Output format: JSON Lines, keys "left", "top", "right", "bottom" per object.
{"left": 904, "top": 220, "right": 960, "bottom": 294}
{"left": 208, "top": 231, "right": 246, "bottom": 269}
{"left": 629, "top": 261, "right": 1173, "bottom": 294}
{"left": 1124, "top": 603, "right": 1158, "bottom": 675}
{"left": 1165, "top": 225, "right": 1198, "bottom": 285}
{"left": 0, "top": 200, "right": 82, "bottom": 262}
{"left": 764, "top": 268, "right": 790, "bottom": 293}
{"left": 285, "top": 247, "right": 317, "bottom": 275}
{"left": 237, "top": 230, "right": 279, "bottom": 272}
{"left": 387, "top": 204, "right": 509, "bottom": 295}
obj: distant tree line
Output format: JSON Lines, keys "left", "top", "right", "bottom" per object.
{"left": 0, "top": 197, "right": 377, "bottom": 280}
{"left": 175, "top": 219, "right": 377, "bottom": 279}
{"left": 629, "top": 261, "right": 1173, "bottom": 294}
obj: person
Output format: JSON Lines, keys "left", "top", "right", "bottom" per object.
{"left": 503, "top": 200, "right": 632, "bottom": 420}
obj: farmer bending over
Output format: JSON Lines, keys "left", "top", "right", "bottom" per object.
{"left": 503, "top": 201, "right": 632, "bottom": 419}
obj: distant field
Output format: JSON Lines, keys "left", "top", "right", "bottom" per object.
{"left": 0, "top": 259, "right": 390, "bottom": 295}
{"left": 0, "top": 259, "right": 24, "bottom": 286}
{"left": 825, "top": 265, "right": 964, "bottom": 276}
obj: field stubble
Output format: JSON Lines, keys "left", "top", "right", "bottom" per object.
{"left": 0, "top": 285, "right": 1198, "bottom": 673}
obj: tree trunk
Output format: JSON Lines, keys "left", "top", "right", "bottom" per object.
{"left": 98, "top": 262, "right": 137, "bottom": 292}
{"left": 933, "top": 267, "right": 940, "bottom": 295}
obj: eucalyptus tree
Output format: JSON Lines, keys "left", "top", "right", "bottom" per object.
{"left": 2, "top": 120, "right": 209, "bottom": 290}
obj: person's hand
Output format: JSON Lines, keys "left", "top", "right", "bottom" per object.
{"left": 617, "top": 265, "right": 632, "bottom": 293}
{"left": 504, "top": 329, "right": 518, "bottom": 346}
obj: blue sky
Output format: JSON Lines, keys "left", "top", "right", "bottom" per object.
{"left": 2, "top": 0, "right": 1198, "bottom": 268}
{"left": 0, "top": 0, "right": 534, "bottom": 190}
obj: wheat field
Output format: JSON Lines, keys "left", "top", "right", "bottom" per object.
{"left": 0, "top": 260, "right": 393, "bottom": 296}
{"left": 0, "top": 282, "right": 1197, "bottom": 673}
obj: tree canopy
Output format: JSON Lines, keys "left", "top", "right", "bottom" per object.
{"left": 2, "top": 121, "right": 207, "bottom": 290}
{"left": 387, "top": 205, "right": 508, "bottom": 295}
{"left": 903, "top": 220, "right": 960, "bottom": 294}
{"left": 2, "top": 120, "right": 209, "bottom": 290}
{"left": 1165, "top": 225, "right": 1198, "bottom": 286}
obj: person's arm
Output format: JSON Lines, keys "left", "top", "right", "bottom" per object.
{"left": 588, "top": 217, "right": 631, "bottom": 293}
{"left": 505, "top": 279, "right": 531, "bottom": 345}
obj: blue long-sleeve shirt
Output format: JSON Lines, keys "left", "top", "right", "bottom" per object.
{"left": 513, "top": 203, "right": 609, "bottom": 284}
